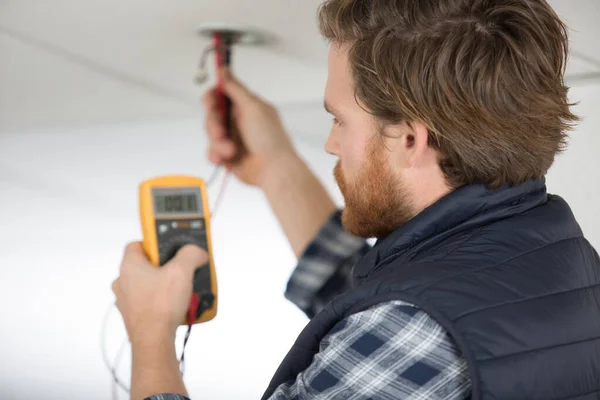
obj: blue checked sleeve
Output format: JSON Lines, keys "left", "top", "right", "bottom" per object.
{"left": 145, "top": 395, "right": 189, "bottom": 400}
{"left": 285, "top": 210, "right": 371, "bottom": 319}
{"left": 268, "top": 300, "right": 471, "bottom": 400}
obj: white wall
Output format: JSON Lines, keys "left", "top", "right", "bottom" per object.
{"left": 545, "top": 84, "right": 600, "bottom": 247}
{"left": 0, "top": 84, "right": 598, "bottom": 399}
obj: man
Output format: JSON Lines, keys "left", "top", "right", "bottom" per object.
{"left": 112, "top": 0, "right": 600, "bottom": 399}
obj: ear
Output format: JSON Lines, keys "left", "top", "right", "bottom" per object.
{"left": 384, "top": 121, "right": 431, "bottom": 169}
{"left": 403, "top": 121, "right": 431, "bottom": 169}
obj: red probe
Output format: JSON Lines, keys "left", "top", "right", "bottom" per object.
{"left": 214, "top": 32, "right": 233, "bottom": 138}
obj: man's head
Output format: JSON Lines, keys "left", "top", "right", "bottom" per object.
{"left": 320, "top": 0, "right": 579, "bottom": 238}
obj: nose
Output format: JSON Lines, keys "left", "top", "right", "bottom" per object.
{"left": 325, "top": 127, "right": 340, "bottom": 156}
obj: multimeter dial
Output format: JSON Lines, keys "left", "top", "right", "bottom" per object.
{"left": 155, "top": 219, "right": 207, "bottom": 264}
{"left": 155, "top": 218, "right": 214, "bottom": 316}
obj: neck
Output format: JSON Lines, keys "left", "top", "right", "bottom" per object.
{"left": 410, "top": 177, "right": 453, "bottom": 217}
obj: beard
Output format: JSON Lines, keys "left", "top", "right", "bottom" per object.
{"left": 334, "top": 137, "right": 415, "bottom": 239}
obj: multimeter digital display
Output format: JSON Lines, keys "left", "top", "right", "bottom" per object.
{"left": 154, "top": 192, "right": 200, "bottom": 214}
{"left": 139, "top": 176, "right": 218, "bottom": 325}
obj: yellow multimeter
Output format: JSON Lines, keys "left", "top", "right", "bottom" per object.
{"left": 139, "top": 175, "right": 218, "bottom": 325}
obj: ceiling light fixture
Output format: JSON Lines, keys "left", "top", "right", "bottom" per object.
{"left": 194, "top": 23, "right": 275, "bottom": 85}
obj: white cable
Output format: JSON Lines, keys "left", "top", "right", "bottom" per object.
{"left": 211, "top": 172, "right": 230, "bottom": 220}
{"left": 206, "top": 166, "right": 222, "bottom": 188}
{"left": 101, "top": 304, "right": 131, "bottom": 394}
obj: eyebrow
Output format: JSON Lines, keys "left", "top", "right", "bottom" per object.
{"left": 324, "top": 100, "right": 340, "bottom": 116}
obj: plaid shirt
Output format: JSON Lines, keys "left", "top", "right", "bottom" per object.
{"left": 147, "top": 211, "right": 471, "bottom": 400}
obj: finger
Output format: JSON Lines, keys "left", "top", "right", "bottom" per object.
{"left": 123, "top": 241, "right": 146, "bottom": 261}
{"left": 208, "top": 139, "right": 236, "bottom": 165}
{"left": 210, "top": 138, "right": 236, "bottom": 159}
{"left": 221, "top": 68, "right": 257, "bottom": 106}
{"left": 166, "top": 244, "right": 209, "bottom": 274}
{"left": 208, "top": 148, "right": 222, "bottom": 165}
{"left": 205, "top": 107, "right": 227, "bottom": 140}
{"left": 202, "top": 88, "right": 217, "bottom": 108}
{"left": 120, "top": 241, "right": 146, "bottom": 271}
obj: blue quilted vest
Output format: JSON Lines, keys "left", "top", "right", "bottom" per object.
{"left": 262, "top": 178, "right": 600, "bottom": 400}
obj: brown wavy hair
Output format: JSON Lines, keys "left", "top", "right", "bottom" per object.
{"left": 318, "top": 0, "right": 579, "bottom": 189}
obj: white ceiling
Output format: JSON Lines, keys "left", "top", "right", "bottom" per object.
{"left": 1, "top": 0, "right": 600, "bottom": 135}
{"left": 0, "top": 0, "right": 329, "bottom": 133}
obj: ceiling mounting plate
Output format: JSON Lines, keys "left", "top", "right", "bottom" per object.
{"left": 196, "top": 23, "right": 275, "bottom": 46}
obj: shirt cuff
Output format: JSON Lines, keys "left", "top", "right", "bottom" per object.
{"left": 145, "top": 394, "right": 190, "bottom": 400}
{"left": 284, "top": 210, "right": 371, "bottom": 318}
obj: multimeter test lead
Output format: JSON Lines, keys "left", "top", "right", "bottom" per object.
{"left": 102, "top": 31, "right": 236, "bottom": 400}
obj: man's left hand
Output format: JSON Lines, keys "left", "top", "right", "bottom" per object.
{"left": 112, "top": 242, "right": 209, "bottom": 344}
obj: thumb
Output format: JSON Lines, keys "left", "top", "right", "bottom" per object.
{"left": 166, "top": 244, "right": 209, "bottom": 273}
{"left": 221, "top": 68, "right": 256, "bottom": 105}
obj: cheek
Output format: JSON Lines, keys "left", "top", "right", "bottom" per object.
{"left": 339, "top": 127, "right": 369, "bottom": 181}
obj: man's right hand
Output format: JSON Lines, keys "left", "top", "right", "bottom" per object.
{"left": 203, "top": 68, "right": 337, "bottom": 257}
{"left": 203, "top": 69, "right": 296, "bottom": 187}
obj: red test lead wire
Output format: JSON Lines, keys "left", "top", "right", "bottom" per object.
{"left": 212, "top": 31, "right": 233, "bottom": 208}
{"left": 214, "top": 32, "right": 228, "bottom": 133}
{"left": 179, "top": 292, "right": 200, "bottom": 373}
